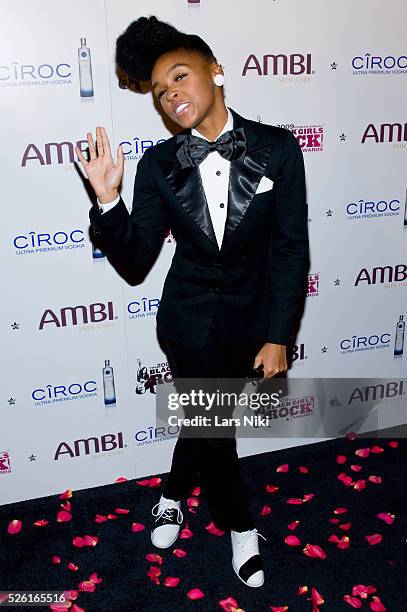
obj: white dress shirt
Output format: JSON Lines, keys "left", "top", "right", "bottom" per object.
{"left": 97, "top": 107, "right": 234, "bottom": 249}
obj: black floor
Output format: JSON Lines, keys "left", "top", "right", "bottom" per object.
{"left": 1, "top": 434, "right": 407, "bottom": 611}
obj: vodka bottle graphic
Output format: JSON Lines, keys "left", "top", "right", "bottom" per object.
{"left": 78, "top": 37, "right": 94, "bottom": 97}
{"left": 92, "top": 243, "right": 105, "bottom": 259}
{"left": 394, "top": 315, "right": 405, "bottom": 356}
{"left": 103, "top": 359, "right": 116, "bottom": 404}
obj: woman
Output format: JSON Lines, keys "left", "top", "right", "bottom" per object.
{"left": 76, "top": 15, "right": 309, "bottom": 588}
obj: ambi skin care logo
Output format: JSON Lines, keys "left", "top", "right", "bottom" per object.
{"left": 78, "top": 37, "right": 93, "bottom": 98}
{"left": 103, "top": 360, "right": 116, "bottom": 405}
{"left": 394, "top": 315, "right": 405, "bottom": 356}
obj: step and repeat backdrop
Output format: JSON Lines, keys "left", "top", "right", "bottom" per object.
{"left": 1, "top": 0, "right": 406, "bottom": 504}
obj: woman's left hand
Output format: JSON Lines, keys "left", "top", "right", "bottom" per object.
{"left": 253, "top": 343, "right": 288, "bottom": 380}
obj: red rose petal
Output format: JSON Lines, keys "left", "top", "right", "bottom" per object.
{"left": 310, "top": 587, "right": 325, "bottom": 606}
{"left": 187, "top": 588, "right": 204, "bottom": 600}
{"left": 78, "top": 580, "right": 96, "bottom": 592}
{"left": 57, "top": 511, "right": 72, "bottom": 523}
{"left": 365, "top": 534, "right": 382, "bottom": 545}
{"left": 370, "top": 596, "right": 387, "bottom": 611}
{"left": 49, "top": 604, "right": 70, "bottom": 611}
{"left": 89, "top": 573, "right": 102, "bottom": 584}
{"left": 59, "top": 490, "right": 73, "bottom": 499}
{"left": 339, "top": 523, "right": 352, "bottom": 531}
{"left": 285, "top": 535, "right": 301, "bottom": 546}
{"left": 145, "top": 553, "right": 163, "bottom": 565}
{"left": 303, "top": 493, "right": 315, "bottom": 502}
{"left": 276, "top": 463, "right": 289, "bottom": 472}
{"left": 187, "top": 496, "right": 200, "bottom": 509}
{"left": 173, "top": 548, "right": 188, "bottom": 558}
{"left": 68, "top": 562, "right": 78, "bottom": 571}
{"left": 377, "top": 512, "right": 394, "bottom": 525}
{"left": 205, "top": 521, "right": 225, "bottom": 536}
{"left": 265, "top": 484, "right": 279, "bottom": 494}
{"left": 180, "top": 522, "right": 194, "bottom": 538}
{"left": 355, "top": 448, "right": 370, "bottom": 458}
{"left": 219, "top": 595, "right": 240, "bottom": 611}
{"left": 343, "top": 594, "right": 362, "bottom": 608}
{"left": 350, "top": 465, "right": 362, "bottom": 472}
{"left": 95, "top": 515, "right": 108, "bottom": 523}
{"left": 353, "top": 480, "right": 367, "bottom": 491}
{"left": 131, "top": 522, "right": 145, "bottom": 532}
{"left": 164, "top": 576, "right": 180, "bottom": 587}
{"left": 352, "top": 584, "right": 376, "bottom": 598}
{"left": 148, "top": 477, "right": 161, "bottom": 487}
{"left": 7, "top": 519, "right": 22, "bottom": 535}
{"left": 147, "top": 566, "right": 161, "bottom": 585}
{"left": 303, "top": 543, "right": 326, "bottom": 559}
{"left": 72, "top": 537, "right": 86, "bottom": 548}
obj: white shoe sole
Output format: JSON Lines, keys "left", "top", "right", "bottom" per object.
{"left": 232, "top": 557, "right": 265, "bottom": 587}
{"left": 151, "top": 528, "right": 180, "bottom": 549}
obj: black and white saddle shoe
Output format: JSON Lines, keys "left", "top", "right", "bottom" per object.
{"left": 231, "top": 527, "right": 267, "bottom": 587}
{"left": 151, "top": 494, "right": 184, "bottom": 549}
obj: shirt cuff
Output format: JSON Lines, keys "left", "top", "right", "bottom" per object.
{"left": 97, "top": 193, "right": 120, "bottom": 214}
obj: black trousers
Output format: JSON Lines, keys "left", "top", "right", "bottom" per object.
{"left": 159, "top": 313, "right": 264, "bottom": 532}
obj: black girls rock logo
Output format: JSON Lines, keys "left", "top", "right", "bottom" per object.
{"left": 135, "top": 358, "right": 172, "bottom": 395}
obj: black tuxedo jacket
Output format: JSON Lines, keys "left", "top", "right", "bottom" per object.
{"left": 89, "top": 107, "right": 310, "bottom": 351}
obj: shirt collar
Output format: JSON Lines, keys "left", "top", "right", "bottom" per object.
{"left": 191, "top": 106, "right": 233, "bottom": 141}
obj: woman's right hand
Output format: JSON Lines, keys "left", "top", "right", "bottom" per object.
{"left": 75, "top": 126, "right": 124, "bottom": 204}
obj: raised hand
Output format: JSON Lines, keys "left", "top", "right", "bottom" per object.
{"left": 75, "top": 126, "right": 124, "bottom": 204}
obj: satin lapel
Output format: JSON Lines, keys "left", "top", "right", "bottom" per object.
{"left": 158, "top": 158, "right": 218, "bottom": 248}
{"left": 221, "top": 108, "right": 274, "bottom": 251}
{"left": 222, "top": 146, "right": 272, "bottom": 247}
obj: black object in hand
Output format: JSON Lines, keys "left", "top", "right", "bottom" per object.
{"left": 247, "top": 364, "right": 264, "bottom": 379}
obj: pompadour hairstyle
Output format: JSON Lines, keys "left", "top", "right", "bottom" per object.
{"left": 116, "top": 15, "right": 216, "bottom": 82}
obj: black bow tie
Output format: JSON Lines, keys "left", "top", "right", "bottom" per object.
{"left": 175, "top": 126, "right": 247, "bottom": 169}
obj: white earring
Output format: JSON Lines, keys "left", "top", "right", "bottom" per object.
{"left": 214, "top": 73, "right": 224, "bottom": 86}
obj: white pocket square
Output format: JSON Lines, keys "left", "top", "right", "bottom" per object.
{"left": 255, "top": 176, "right": 274, "bottom": 194}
